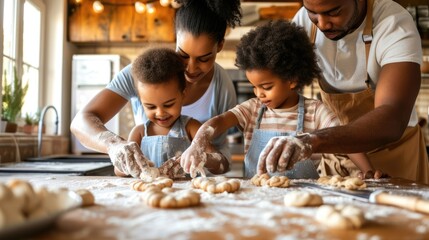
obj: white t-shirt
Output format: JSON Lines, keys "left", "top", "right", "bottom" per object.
{"left": 293, "top": 0, "right": 422, "bottom": 126}
{"left": 182, "top": 78, "right": 214, "bottom": 123}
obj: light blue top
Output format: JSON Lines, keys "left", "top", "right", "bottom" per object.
{"left": 140, "top": 115, "right": 192, "bottom": 167}
{"left": 106, "top": 62, "right": 237, "bottom": 163}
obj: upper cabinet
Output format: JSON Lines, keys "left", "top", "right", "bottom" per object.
{"left": 67, "top": 0, "right": 175, "bottom": 43}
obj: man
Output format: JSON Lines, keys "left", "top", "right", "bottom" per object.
{"left": 257, "top": 0, "right": 429, "bottom": 183}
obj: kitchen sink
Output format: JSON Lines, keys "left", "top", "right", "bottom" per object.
{"left": 25, "top": 154, "right": 111, "bottom": 163}
{"left": 0, "top": 154, "right": 114, "bottom": 176}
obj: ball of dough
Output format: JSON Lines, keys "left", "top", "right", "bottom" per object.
{"left": 284, "top": 191, "right": 323, "bottom": 207}
{"left": 192, "top": 177, "right": 240, "bottom": 193}
{"left": 141, "top": 187, "right": 200, "bottom": 208}
{"left": 131, "top": 177, "right": 174, "bottom": 192}
{"left": 315, "top": 204, "right": 365, "bottom": 229}
{"left": 251, "top": 174, "right": 290, "bottom": 188}
{"left": 7, "top": 179, "right": 40, "bottom": 214}
{"left": 75, "top": 189, "right": 95, "bottom": 206}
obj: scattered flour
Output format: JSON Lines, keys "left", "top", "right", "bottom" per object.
{"left": 1, "top": 175, "right": 428, "bottom": 239}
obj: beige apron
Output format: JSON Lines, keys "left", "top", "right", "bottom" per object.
{"left": 312, "top": 0, "right": 429, "bottom": 183}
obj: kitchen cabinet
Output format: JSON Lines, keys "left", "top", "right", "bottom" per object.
{"left": 67, "top": 0, "right": 175, "bottom": 43}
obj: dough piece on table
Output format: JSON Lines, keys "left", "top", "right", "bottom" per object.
{"left": 75, "top": 189, "right": 95, "bottom": 206}
{"left": 315, "top": 204, "right": 365, "bottom": 229}
{"left": 251, "top": 174, "right": 290, "bottom": 188}
{"left": 192, "top": 176, "right": 240, "bottom": 193}
{"left": 141, "top": 187, "right": 200, "bottom": 208}
{"left": 284, "top": 191, "right": 323, "bottom": 207}
{"left": 131, "top": 177, "right": 173, "bottom": 192}
{"left": 341, "top": 177, "right": 366, "bottom": 190}
{"left": 317, "top": 175, "right": 367, "bottom": 190}
{"left": 7, "top": 179, "right": 40, "bottom": 214}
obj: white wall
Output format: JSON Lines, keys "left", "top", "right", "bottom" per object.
{"left": 42, "top": 0, "right": 77, "bottom": 138}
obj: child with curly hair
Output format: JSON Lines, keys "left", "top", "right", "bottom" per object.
{"left": 115, "top": 48, "right": 220, "bottom": 178}
{"left": 181, "top": 20, "right": 382, "bottom": 179}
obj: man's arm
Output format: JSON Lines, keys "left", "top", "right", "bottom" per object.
{"left": 310, "top": 62, "right": 420, "bottom": 153}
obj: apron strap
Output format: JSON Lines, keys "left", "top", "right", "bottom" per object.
{"left": 255, "top": 95, "right": 305, "bottom": 133}
{"left": 296, "top": 95, "right": 305, "bottom": 134}
{"left": 363, "top": 0, "right": 374, "bottom": 88}
{"left": 255, "top": 104, "right": 266, "bottom": 129}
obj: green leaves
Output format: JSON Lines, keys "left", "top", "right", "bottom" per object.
{"left": 2, "top": 67, "right": 29, "bottom": 123}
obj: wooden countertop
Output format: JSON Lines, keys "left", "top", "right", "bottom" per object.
{"left": 1, "top": 175, "right": 429, "bottom": 239}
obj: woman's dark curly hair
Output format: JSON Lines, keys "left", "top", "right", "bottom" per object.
{"left": 132, "top": 47, "right": 186, "bottom": 92}
{"left": 235, "top": 20, "right": 321, "bottom": 91}
{"left": 175, "top": 0, "right": 241, "bottom": 43}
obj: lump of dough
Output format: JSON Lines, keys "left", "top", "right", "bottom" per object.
{"left": 315, "top": 204, "right": 365, "bottom": 229}
{"left": 284, "top": 191, "right": 323, "bottom": 207}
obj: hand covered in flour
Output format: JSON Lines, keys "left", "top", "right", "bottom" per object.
{"left": 108, "top": 141, "right": 154, "bottom": 178}
{"left": 158, "top": 157, "right": 185, "bottom": 179}
{"left": 257, "top": 134, "right": 313, "bottom": 175}
{"left": 180, "top": 142, "right": 208, "bottom": 178}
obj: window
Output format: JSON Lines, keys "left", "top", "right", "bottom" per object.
{"left": 2, "top": 0, "right": 45, "bottom": 120}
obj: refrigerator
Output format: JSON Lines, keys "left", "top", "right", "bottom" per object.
{"left": 71, "top": 54, "right": 131, "bottom": 154}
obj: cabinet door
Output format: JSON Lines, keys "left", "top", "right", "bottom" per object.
{"left": 110, "top": 5, "right": 134, "bottom": 42}
{"left": 146, "top": 2, "right": 175, "bottom": 42}
{"left": 68, "top": 1, "right": 174, "bottom": 43}
{"left": 68, "top": 0, "right": 109, "bottom": 42}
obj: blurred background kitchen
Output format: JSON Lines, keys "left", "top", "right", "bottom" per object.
{"left": 0, "top": 0, "right": 429, "bottom": 164}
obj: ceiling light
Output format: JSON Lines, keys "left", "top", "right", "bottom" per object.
{"left": 135, "top": 1, "right": 146, "bottom": 13}
{"left": 159, "top": 0, "right": 170, "bottom": 7}
{"left": 147, "top": 3, "right": 156, "bottom": 14}
{"left": 93, "top": 1, "right": 104, "bottom": 13}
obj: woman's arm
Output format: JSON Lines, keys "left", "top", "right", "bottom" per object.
{"left": 70, "top": 89, "right": 152, "bottom": 177}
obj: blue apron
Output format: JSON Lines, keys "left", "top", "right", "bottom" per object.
{"left": 140, "top": 115, "right": 192, "bottom": 167}
{"left": 244, "top": 95, "right": 320, "bottom": 179}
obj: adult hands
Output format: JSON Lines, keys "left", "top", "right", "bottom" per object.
{"left": 107, "top": 141, "right": 154, "bottom": 178}
{"left": 257, "top": 135, "right": 313, "bottom": 175}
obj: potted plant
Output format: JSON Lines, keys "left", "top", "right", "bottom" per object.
{"left": 2, "top": 67, "right": 29, "bottom": 132}
{"left": 23, "top": 111, "right": 40, "bottom": 134}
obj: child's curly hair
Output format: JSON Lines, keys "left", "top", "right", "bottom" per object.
{"left": 132, "top": 47, "right": 186, "bottom": 92}
{"left": 235, "top": 20, "right": 321, "bottom": 91}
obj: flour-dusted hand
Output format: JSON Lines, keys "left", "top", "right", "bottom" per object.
{"left": 107, "top": 141, "right": 154, "bottom": 178}
{"left": 181, "top": 143, "right": 207, "bottom": 178}
{"left": 257, "top": 135, "right": 313, "bottom": 175}
{"left": 158, "top": 157, "right": 185, "bottom": 179}
{"left": 180, "top": 126, "right": 215, "bottom": 178}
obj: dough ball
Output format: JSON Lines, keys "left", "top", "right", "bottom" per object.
{"left": 284, "top": 191, "right": 323, "bottom": 207}
{"left": 315, "top": 204, "right": 365, "bottom": 229}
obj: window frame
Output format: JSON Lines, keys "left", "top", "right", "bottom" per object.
{"left": 1, "top": 0, "right": 46, "bottom": 120}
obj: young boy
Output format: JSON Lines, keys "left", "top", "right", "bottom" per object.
{"left": 114, "top": 48, "right": 228, "bottom": 177}
{"left": 180, "top": 20, "right": 382, "bottom": 179}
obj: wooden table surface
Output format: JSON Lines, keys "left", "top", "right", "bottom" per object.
{"left": 1, "top": 174, "right": 429, "bottom": 240}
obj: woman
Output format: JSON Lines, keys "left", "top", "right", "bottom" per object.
{"left": 70, "top": 0, "right": 241, "bottom": 178}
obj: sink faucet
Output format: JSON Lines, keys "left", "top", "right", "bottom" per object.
{"left": 38, "top": 105, "right": 59, "bottom": 158}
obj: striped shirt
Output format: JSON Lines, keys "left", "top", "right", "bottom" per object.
{"left": 229, "top": 97, "right": 339, "bottom": 152}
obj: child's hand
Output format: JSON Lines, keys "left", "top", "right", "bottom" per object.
{"left": 357, "top": 170, "right": 389, "bottom": 180}
{"left": 107, "top": 141, "right": 154, "bottom": 178}
{"left": 159, "top": 157, "right": 185, "bottom": 179}
{"left": 180, "top": 143, "right": 208, "bottom": 178}
{"left": 257, "top": 135, "right": 313, "bottom": 175}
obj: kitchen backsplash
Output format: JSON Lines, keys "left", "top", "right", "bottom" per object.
{"left": 0, "top": 134, "right": 69, "bottom": 163}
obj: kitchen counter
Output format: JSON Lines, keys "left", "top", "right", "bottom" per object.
{"left": 2, "top": 175, "right": 429, "bottom": 239}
